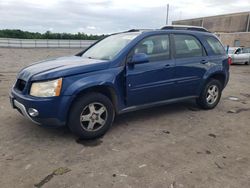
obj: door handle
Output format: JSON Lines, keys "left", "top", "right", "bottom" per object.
{"left": 200, "top": 60, "right": 208, "bottom": 64}
{"left": 164, "top": 64, "right": 170, "bottom": 67}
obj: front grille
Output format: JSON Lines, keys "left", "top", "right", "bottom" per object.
{"left": 15, "top": 79, "right": 26, "bottom": 92}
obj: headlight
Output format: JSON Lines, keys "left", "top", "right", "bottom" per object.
{"left": 30, "top": 78, "right": 62, "bottom": 97}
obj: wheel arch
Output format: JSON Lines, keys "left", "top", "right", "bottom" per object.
{"left": 207, "top": 72, "right": 226, "bottom": 88}
{"left": 67, "top": 84, "right": 119, "bottom": 118}
{"left": 198, "top": 70, "right": 228, "bottom": 97}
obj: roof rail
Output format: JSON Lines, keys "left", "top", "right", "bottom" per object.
{"left": 111, "top": 29, "right": 150, "bottom": 35}
{"left": 127, "top": 29, "right": 141, "bottom": 32}
{"left": 161, "top": 25, "right": 209, "bottom": 32}
{"left": 127, "top": 29, "right": 153, "bottom": 32}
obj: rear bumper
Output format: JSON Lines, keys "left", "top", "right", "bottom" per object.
{"left": 232, "top": 57, "right": 250, "bottom": 64}
{"left": 10, "top": 88, "right": 71, "bottom": 127}
{"left": 224, "top": 71, "right": 230, "bottom": 88}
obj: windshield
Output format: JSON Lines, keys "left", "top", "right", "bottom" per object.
{"left": 228, "top": 49, "right": 235, "bottom": 54}
{"left": 228, "top": 48, "right": 237, "bottom": 54}
{"left": 82, "top": 32, "right": 139, "bottom": 60}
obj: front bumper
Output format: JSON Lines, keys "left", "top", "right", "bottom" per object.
{"left": 10, "top": 88, "right": 71, "bottom": 127}
{"left": 12, "top": 98, "right": 40, "bottom": 124}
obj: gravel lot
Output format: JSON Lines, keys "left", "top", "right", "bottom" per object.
{"left": 0, "top": 48, "right": 250, "bottom": 188}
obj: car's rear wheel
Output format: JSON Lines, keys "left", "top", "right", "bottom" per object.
{"left": 196, "top": 79, "right": 222, "bottom": 109}
{"left": 68, "top": 92, "right": 115, "bottom": 139}
{"left": 245, "top": 61, "right": 249, "bottom": 65}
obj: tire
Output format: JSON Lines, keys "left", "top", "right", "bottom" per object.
{"left": 245, "top": 61, "right": 249, "bottom": 65}
{"left": 68, "top": 92, "right": 115, "bottom": 139}
{"left": 196, "top": 79, "right": 222, "bottom": 109}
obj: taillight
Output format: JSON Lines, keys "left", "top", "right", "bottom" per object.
{"left": 228, "top": 57, "right": 232, "bottom": 65}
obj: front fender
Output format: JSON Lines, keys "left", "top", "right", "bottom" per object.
{"left": 59, "top": 67, "right": 125, "bottom": 119}
{"left": 63, "top": 72, "right": 117, "bottom": 96}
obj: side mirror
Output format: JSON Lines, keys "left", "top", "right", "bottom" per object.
{"left": 128, "top": 53, "right": 149, "bottom": 65}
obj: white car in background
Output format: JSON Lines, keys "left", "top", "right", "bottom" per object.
{"left": 228, "top": 47, "right": 250, "bottom": 65}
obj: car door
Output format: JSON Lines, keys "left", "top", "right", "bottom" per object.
{"left": 125, "top": 34, "right": 175, "bottom": 106}
{"left": 234, "top": 48, "right": 247, "bottom": 63}
{"left": 173, "top": 34, "right": 207, "bottom": 98}
{"left": 241, "top": 48, "right": 250, "bottom": 63}
{"left": 245, "top": 48, "right": 250, "bottom": 63}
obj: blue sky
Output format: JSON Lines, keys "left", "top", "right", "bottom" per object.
{"left": 0, "top": 0, "right": 249, "bottom": 34}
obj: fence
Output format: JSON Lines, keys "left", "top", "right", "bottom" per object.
{"left": 0, "top": 38, "right": 96, "bottom": 48}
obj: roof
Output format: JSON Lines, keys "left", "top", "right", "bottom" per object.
{"left": 123, "top": 25, "right": 209, "bottom": 34}
{"left": 111, "top": 25, "right": 211, "bottom": 36}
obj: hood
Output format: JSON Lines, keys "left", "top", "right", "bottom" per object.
{"left": 17, "top": 56, "right": 109, "bottom": 81}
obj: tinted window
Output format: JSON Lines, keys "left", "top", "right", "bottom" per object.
{"left": 235, "top": 48, "right": 242, "bottom": 54}
{"left": 206, "top": 37, "right": 225, "bottom": 55}
{"left": 133, "top": 35, "right": 170, "bottom": 62}
{"left": 174, "top": 34, "right": 203, "bottom": 58}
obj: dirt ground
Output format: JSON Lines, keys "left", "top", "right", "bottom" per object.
{"left": 0, "top": 48, "right": 250, "bottom": 188}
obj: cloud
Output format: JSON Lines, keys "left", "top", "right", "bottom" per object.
{"left": 0, "top": 0, "right": 249, "bottom": 34}
{"left": 86, "top": 26, "right": 96, "bottom": 30}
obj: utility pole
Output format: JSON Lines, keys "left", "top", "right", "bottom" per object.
{"left": 166, "top": 4, "right": 169, "bottom": 25}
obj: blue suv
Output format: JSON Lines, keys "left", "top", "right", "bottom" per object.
{"left": 10, "top": 26, "right": 230, "bottom": 139}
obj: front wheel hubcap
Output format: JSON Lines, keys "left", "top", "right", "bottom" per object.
{"left": 206, "top": 85, "right": 219, "bottom": 105}
{"left": 80, "top": 102, "right": 107, "bottom": 131}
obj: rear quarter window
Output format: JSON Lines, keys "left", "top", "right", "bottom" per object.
{"left": 206, "top": 37, "right": 225, "bottom": 55}
{"left": 242, "top": 48, "right": 250, "bottom": 53}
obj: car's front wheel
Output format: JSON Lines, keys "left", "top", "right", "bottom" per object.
{"left": 196, "top": 79, "right": 222, "bottom": 109}
{"left": 68, "top": 92, "right": 115, "bottom": 139}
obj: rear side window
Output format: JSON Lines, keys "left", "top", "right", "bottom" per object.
{"left": 242, "top": 48, "right": 250, "bottom": 53}
{"left": 206, "top": 37, "right": 225, "bottom": 55}
{"left": 174, "top": 34, "right": 203, "bottom": 58}
{"left": 133, "top": 35, "right": 170, "bottom": 62}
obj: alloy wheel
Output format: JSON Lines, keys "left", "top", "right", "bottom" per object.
{"left": 206, "top": 85, "right": 219, "bottom": 105}
{"left": 80, "top": 102, "right": 107, "bottom": 132}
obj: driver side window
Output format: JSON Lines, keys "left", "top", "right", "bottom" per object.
{"left": 133, "top": 35, "right": 170, "bottom": 62}
{"left": 235, "top": 48, "right": 242, "bottom": 54}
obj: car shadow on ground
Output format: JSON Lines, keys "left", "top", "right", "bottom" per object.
{"left": 112, "top": 99, "right": 198, "bottom": 130}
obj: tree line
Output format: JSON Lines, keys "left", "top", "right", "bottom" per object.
{"left": 0, "top": 29, "right": 105, "bottom": 40}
